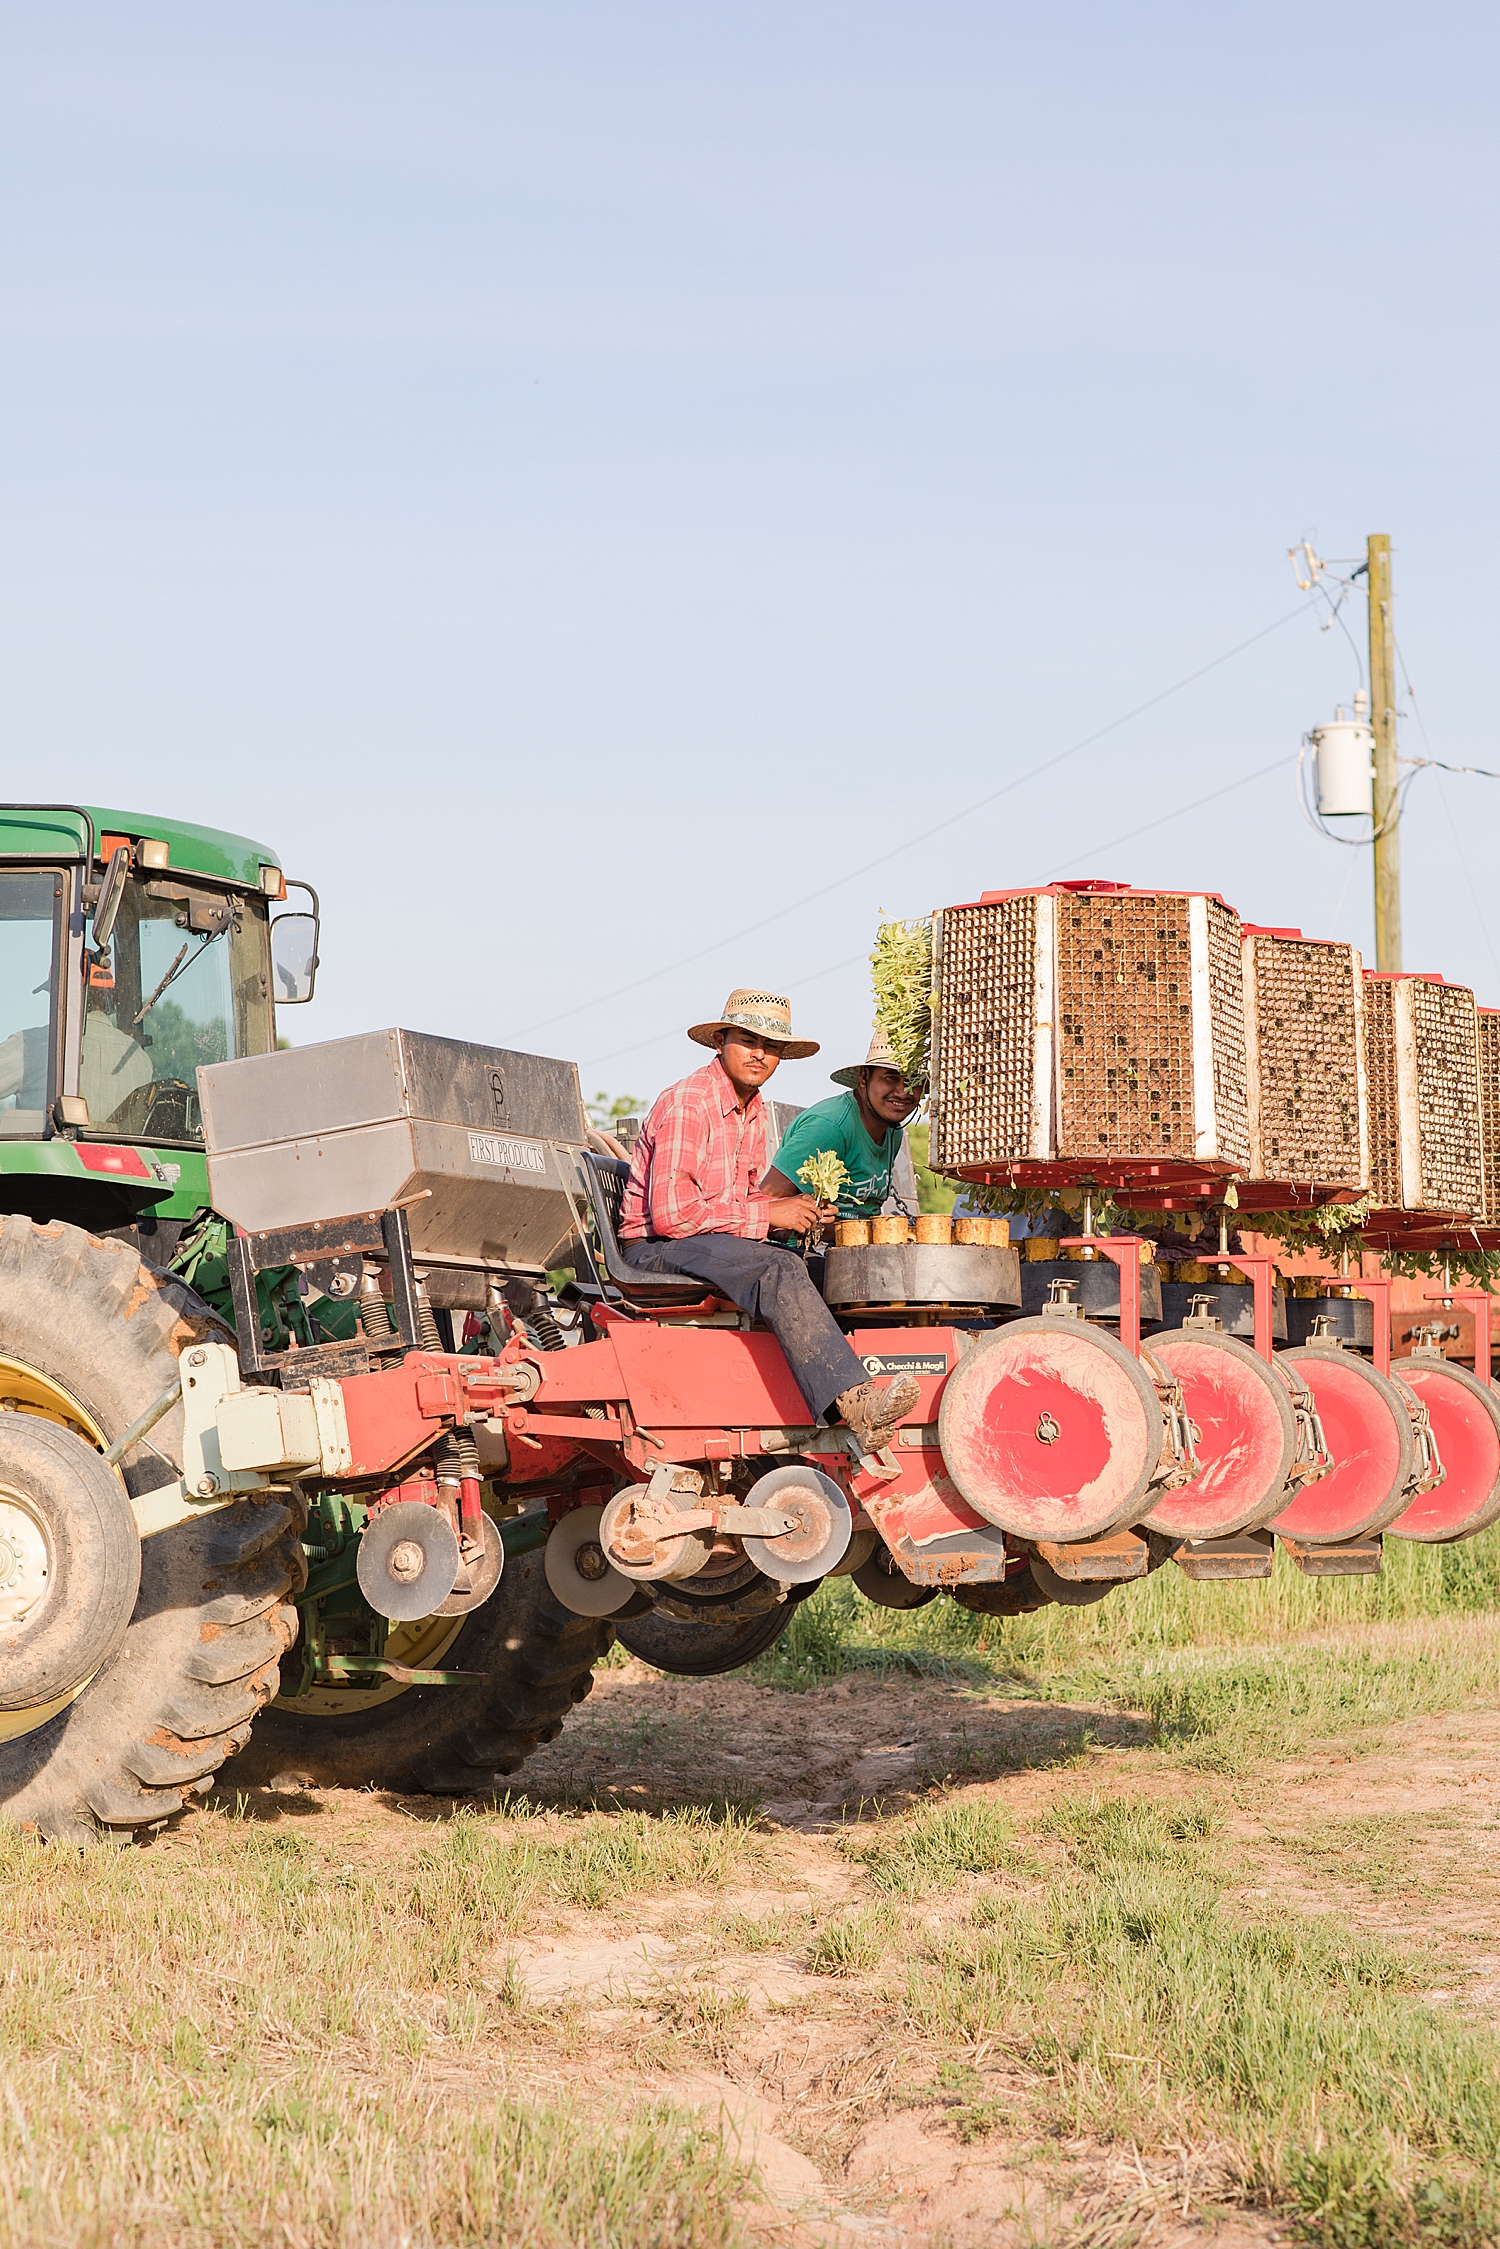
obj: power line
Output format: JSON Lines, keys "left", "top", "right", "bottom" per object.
{"left": 578, "top": 752, "right": 1293, "bottom": 1072}
{"left": 1401, "top": 754, "right": 1500, "bottom": 781}
{"left": 528, "top": 597, "right": 1314, "bottom": 1041}
{"left": 1392, "top": 630, "right": 1500, "bottom": 990}
{"left": 1041, "top": 756, "right": 1289, "bottom": 880}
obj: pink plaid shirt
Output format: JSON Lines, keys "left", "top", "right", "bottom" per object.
{"left": 620, "top": 1057, "right": 771, "bottom": 1240}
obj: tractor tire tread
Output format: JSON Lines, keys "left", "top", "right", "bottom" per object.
{"left": 0, "top": 1220, "right": 301, "bottom": 1843}
{"left": 235, "top": 1546, "right": 613, "bottom": 1795}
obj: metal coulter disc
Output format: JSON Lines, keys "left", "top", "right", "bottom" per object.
{"left": 738, "top": 1464, "right": 852, "bottom": 1585}
{"left": 545, "top": 1504, "right": 636, "bottom": 1617}
{"left": 432, "top": 1512, "right": 505, "bottom": 1616}
{"left": 356, "top": 1500, "right": 462, "bottom": 1623}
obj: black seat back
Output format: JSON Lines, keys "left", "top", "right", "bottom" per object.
{"left": 580, "top": 1152, "right": 712, "bottom": 1303}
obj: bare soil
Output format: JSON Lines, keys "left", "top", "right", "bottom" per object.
{"left": 209, "top": 1658, "right": 1500, "bottom": 2245}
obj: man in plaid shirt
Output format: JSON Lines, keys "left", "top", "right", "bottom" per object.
{"left": 621, "top": 988, "right": 918, "bottom": 1451}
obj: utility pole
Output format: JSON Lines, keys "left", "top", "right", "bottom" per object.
{"left": 1367, "top": 533, "right": 1401, "bottom": 970}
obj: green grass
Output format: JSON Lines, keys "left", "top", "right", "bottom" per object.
{"left": 717, "top": 1904, "right": 809, "bottom": 1953}
{"left": 409, "top": 1800, "right": 763, "bottom": 1938}
{"left": 805, "top": 1904, "right": 897, "bottom": 1977}
{"left": 1265, "top": 1810, "right": 1465, "bottom": 1901}
{"left": 750, "top": 1588, "right": 983, "bottom": 1692}
{"left": 885, "top": 1794, "right": 1500, "bottom": 2243}
{"left": 749, "top": 1546, "right": 1500, "bottom": 1771}
{"left": 842, "top": 1796, "right": 1016, "bottom": 1893}
{"left": 0, "top": 2074, "right": 749, "bottom": 2249}
{"left": 0, "top": 1804, "right": 762, "bottom": 2248}
{"left": 757, "top": 1529, "right": 1500, "bottom": 1678}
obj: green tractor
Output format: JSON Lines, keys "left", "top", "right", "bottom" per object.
{"left": 0, "top": 805, "right": 607, "bottom": 1842}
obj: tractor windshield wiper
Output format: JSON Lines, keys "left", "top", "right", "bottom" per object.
{"left": 132, "top": 930, "right": 224, "bottom": 1028}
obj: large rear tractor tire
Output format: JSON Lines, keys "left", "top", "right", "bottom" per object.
{"left": 236, "top": 1546, "right": 615, "bottom": 1794}
{"left": 0, "top": 1217, "right": 304, "bottom": 1844}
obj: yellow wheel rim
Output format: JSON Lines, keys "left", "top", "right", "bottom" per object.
{"left": 0, "top": 1354, "right": 480, "bottom": 1732}
{"left": 0, "top": 1356, "right": 118, "bottom": 1745}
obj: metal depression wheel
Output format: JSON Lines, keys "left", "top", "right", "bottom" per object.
{"left": 937, "top": 1316, "right": 1166, "bottom": 1542}
{"left": 1270, "top": 1344, "right": 1418, "bottom": 1542}
{"left": 1138, "top": 1326, "right": 1297, "bottom": 1540}
{"left": 1384, "top": 1355, "right": 1500, "bottom": 1542}
{"left": 236, "top": 1529, "right": 615, "bottom": 1795}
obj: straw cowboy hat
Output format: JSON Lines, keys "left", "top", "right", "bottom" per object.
{"left": 688, "top": 988, "right": 820, "bottom": 1060}
{"left": 831, "top": 1031, "right": 905, "bottom": 1089}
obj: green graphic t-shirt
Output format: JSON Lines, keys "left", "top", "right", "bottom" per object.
{"left": 768, "top": 1091, "right": 905, "bottom": 1218}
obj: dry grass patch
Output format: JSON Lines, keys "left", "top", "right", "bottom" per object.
{"left": 0, "top": 1801, "right": 768, "bottom": 2249}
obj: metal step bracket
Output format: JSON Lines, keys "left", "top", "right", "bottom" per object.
{"left": 1279, "top": 1532, "right": 1384, "bottom": 1576}
{"left": 1422, "top": 1284, "right": 1494, "bottom": 1384}
{"left": 1060, "top": 1233, "right": 1143, "bottom": 1353}
{"left": 1175, "top": 1529, "right": 1274, "bottom": 1580}
{"left": 1032, "top": 1529, "right": 1149, "bottom": 1581}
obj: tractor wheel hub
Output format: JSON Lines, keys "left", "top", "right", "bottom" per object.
{"left": 0, "top": 1494, "right": 50, "bottom": 1626}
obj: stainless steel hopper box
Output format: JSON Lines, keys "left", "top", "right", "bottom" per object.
{"left": 199, "top": 1029, "right": 588, "bottom": 1279}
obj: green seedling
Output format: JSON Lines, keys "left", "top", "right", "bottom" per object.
{"left": 870, "top": 915, "right": 934, "bottom": 1091}
{"left": 797, "top": 1149, "right": 851, "bottom": 1207}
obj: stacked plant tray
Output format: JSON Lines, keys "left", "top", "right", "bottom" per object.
{"left": 1238, "top": 926, "right": 1369, "bottom": 1210}
{"left": 929, "top": 881, "right": 1250, "bottom": 1199}
{"left": 1358, "top": 972, "right": 1486, "bottom": 1247}
{"left": 1479, "top": 1008, "right": 1500, "bottom": 1233}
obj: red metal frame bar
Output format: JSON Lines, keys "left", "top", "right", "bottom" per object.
{"left": 1422, "top": 1287, "right": 1494, "bottom": 1386}
{"left": 1212, "top": 1250, "right": 1276, "bottom": 1362}
{"left": 1061, "top": 1234, "right": 1142, "bottom": 1354}
{"left": 1347, "top": 1276, "right": 1393, "bottom": 1376}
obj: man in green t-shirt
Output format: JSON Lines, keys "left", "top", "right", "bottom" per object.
{"left": 763, "top": 1033, "right": 920, "bottom": 1218}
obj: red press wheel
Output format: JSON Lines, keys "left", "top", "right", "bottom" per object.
{"left": 1384, "top": 1358, "right": 1500, "bottom": 1542}
{"left": 1269, "top": 1344, "right": 1417, "bottom": 1542}
{"left": 937, "top": 1316, "right": 1164, "bottom": 1543}
{"left": 1139, "top": 1327, "right": 1297, "bottom": 1540}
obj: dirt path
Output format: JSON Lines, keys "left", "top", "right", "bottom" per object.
{"left": 215, "top": 1657, "right": 1500, "bottom": 2244}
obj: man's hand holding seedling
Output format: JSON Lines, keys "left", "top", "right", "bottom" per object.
{"left": 776, "top": 1150, "right": 849, "bottom": 1242}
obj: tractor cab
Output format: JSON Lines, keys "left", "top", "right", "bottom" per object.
{"left": 0, "top": 803, "right": 317, "bottom": 1256}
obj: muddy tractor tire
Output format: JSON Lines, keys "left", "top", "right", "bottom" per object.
{"left": 0, "top": 1416, "right": 142, "bottom": 1709}
{"left": 614, "top": 1585, "right": 812, "bottom": 1678}
{"left": 236, "top": 1546, "right": 615, "bottom": 1794}
{"left": 0, "top": 1217, "right": 304, "bottom": 1844}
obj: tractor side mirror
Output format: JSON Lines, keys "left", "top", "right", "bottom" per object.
{"left": 271, "top": 911, "right": 318, "bottom": 1004}
{"left": 91, "top": 845, "right": 131, "bottom": 953}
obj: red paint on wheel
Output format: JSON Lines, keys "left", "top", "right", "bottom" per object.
{"left": 1386, "top": 1360, "right": 1500, "bottom": 1541}
{"left": 1270, "top": 1348, "right": 1411, "bottom": 1541}
{"left": 1141, "top": 1331, "right": 1294, "bottom": 1538}
{"left": 938, "top": 1321, "right": 1158, "bottom": 1541}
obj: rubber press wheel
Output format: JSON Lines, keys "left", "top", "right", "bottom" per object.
{"left": 237, "top": 1544, "right": 616, "bottom": 1794}
{"left": 0, "top": 1217, "right": 304, "bottom": 1845}
{"left": 614, "top": 1582, "right": 818, "bottom": 1678}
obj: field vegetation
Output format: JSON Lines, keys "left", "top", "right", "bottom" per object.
{"left": 2, "top": 1531, "right": 1498, "bottom": 2246}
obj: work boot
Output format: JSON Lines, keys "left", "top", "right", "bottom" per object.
{"left": 835, "top": 1373, "right": 920, "bottom": 1454}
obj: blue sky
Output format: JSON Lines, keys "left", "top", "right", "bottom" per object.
{"left": 3, "top": 4, "right": 1497, "bottom": 1110}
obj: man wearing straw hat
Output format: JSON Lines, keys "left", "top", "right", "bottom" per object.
{"left": 760, "top": 1032, "right": 920, "bottom": 1221}
{"left": 619, "top": 990, "right": 919, "bottom": 1453}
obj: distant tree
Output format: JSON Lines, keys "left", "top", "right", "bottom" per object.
{"left": 907, "top": 1120, "right": 957, "bottom": 1216}
{"left": 588, "top": 1091, "right": 644, "bottom": 1128}
{"left": 142, "top": 1000, "right": 228, "bottom": 1083}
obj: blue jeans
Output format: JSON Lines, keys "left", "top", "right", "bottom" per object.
{"left": 621, "top": 1233, "right": 868, "bottom": 1420}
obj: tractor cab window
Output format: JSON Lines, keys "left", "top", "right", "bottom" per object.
{"left": 81, "top": 877, "right": 271, "bottom": 1144}
{"left": 0, "top": 871, "right": 62, "bottom": 1136}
